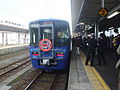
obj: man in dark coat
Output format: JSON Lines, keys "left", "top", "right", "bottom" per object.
{"left": 85, "top": 35, "right": 97, "bottom": 66}
{"left": 97, "top": 33, "right": 107, "bottom": 65}
{"left": 75, "top": 34, "right": 82, "bottom": 47}
{"left": 75, "top": 34, "right": 82, "bottom": 54}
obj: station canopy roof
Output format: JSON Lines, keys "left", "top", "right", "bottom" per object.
{"left": 71, "top": 0, "right": 120, "bottom": 32}
{"left": 0, "top": 24, "right": 28, "bottom": 33}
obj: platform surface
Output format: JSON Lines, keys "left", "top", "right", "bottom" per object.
{"left": 68, "top": 48, "right": 110, "bottom": 90}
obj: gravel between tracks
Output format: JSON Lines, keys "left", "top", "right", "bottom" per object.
{"left": 9, "top": 69, "right": 41, "bottom": 90}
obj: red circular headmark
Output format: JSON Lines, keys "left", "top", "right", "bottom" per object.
{"left": 39, "top": 39, "right": 52, "bottom": 52}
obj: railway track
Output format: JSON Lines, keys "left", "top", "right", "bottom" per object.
{"left": 0, "top": 57, "right": 31, "bottom": 83}
{"left": 0, "top": 49, "right": 68, "bottom": 89}
{"left": 25, "top": 71, "right": 68, "bottom": 90}
{"left": 50, "top": 72, "right": 68, "bottom": 90}
{"left": 0, "top": 57, "right": 30, "bottom": 76}
{"left": 9, "top": 69, "right": 42, "bottom": 90}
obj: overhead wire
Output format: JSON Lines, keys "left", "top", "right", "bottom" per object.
{"left": 0, "top": 7, "right": 30, "bottom": 22}
{"left": 29, "top": 0, "right": 53, "bottom": 18}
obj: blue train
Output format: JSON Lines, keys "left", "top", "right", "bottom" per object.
{"left": 29, "top": 19, "right": 71, "bottom": 70}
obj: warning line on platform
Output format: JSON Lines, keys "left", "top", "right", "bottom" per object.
{"left": 80, "top": 51, "right": 111, "bottom": 90}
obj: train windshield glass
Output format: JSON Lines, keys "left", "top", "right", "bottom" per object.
{"left": 55, "top": 26, "right": 70, "bottom": 46}
{"left": 39, "top": 27, "right": 52, "bottom": 40}
{"left": 30, "top": 23, "right": 70, "bottom": 46}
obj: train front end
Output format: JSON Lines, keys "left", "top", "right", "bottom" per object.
{"left": 29, "top": 19, "right": 71, "bottom": 70}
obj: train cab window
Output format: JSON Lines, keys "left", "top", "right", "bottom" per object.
{"left": 57, "top": 31, "right": 69, "bottom": 39}
{"left": 39, "top": 27, "right": 52, "bottom": 40}
{"left": 55, "top": 27, "right": 70, "bottom": 46}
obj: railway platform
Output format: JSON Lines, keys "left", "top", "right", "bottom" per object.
{"left": 68, "top": 48, "right": 115, "bottom": 90}
{"left": 0, "top": 44, "right": 28, "bottom": 56}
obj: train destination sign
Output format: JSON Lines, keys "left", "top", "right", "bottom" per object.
{"left": 98, "top": 8, "right": 108, "bottom": 17}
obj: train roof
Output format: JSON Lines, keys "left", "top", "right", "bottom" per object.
{"left": 30, "top": 19, "right": 68, "bottom": 24}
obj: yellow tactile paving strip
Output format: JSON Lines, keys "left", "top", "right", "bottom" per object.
{"left": 80, "top": 51, "right": 111, "bottom": 90}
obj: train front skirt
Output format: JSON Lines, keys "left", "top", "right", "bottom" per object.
{"left": 29, "top": 46, "right": 70, "bottom": 70}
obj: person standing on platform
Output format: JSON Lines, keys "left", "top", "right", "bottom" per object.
{"left": 72, "top": 36, "right": 76, "bottom": 47}
{"left": 75, "top": 34, "right": 82, "bottom": 55}
{"left": 85, "top": 34, "right": 97, "bottom": 66}
{"left": 97, "top": 33, "right": 107, "bottom": 65}
{"left": 116, "top": 44, "right": 120, "bottom": 90}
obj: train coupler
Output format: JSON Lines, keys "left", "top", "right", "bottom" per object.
{"left": 43, "top": 59, "right": 50, "bottom": 66}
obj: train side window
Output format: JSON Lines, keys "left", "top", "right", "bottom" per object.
{"left": 30, "top": 28, "right": 38, "bottom": 45}
{"left": 33, "top": 34, "right": 35, "bottom": 43}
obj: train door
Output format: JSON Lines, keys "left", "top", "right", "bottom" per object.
{"left": 38, "top": 24, "right": 54, "bottom": 66}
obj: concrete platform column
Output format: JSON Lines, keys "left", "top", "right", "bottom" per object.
{"left": 24, "top": 34, "right": 26, "bottom": 44}
{"left": 95, "top": 23, "right": 99, "bottom": 39}
{"left": 26, "top": 33, "right": 29, "bottom": 44}
{"left": 5, "top": 32, "right": 8, "bottom": 45}
{"left": 18, "top": 32, "right": 20, "bottom": 45}
{"left": 2, "top": 32, "right": 5, "bottom": 47}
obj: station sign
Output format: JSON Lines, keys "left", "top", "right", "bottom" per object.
{"left": 98, "top": 8, "right": 108, "bottom": 17}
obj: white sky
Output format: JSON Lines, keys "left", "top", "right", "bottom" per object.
{"left": 0, "top": 0, "right": 71, "bottom": 28}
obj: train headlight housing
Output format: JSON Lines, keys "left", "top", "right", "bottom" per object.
{"left": 56, "top": 52, "right": 64, "bottom": 56}
{"left": 32, "top": 51, "right": 39, "bottom": 56}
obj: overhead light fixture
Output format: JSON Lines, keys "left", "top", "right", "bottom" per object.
{"left": 77, "top": 22, "right": 84, "bottom": 26}
{"left": 107, "top": 11, "right": 120, "bottom": 19}
{"left": 109, "top": 27, "right": 114, "bottom": 30}
{"left": 80, "top": 22, "right": 84, "bottom": 25}
{"left": 88, "top": 26, "right": 92, "bottom": 29}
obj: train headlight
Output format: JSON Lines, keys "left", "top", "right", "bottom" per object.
{"left": 32, "top": 51, "right": 39, "bottom": 56}
{"left": 56, "top": 52, "right": 64, "bottom": 56}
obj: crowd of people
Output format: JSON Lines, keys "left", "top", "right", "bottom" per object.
{"left": 73, "top": 33, "right": 120, "bottom": 89}
{"left": 72, "top": 33, "right": 120, "bottom": 66}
